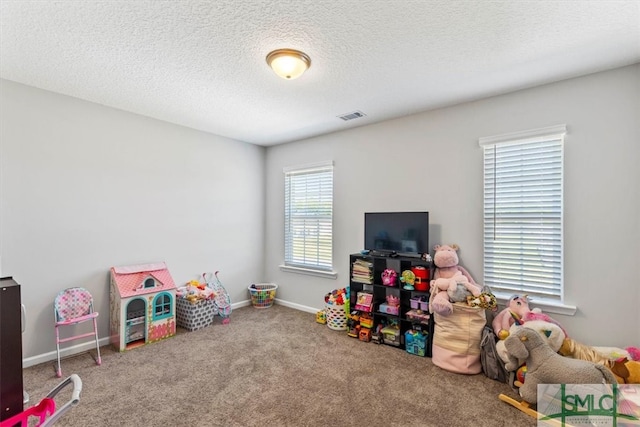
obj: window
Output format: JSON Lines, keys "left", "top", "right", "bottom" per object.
{"left": 283, "top": 161, "right": 334, "bottom": 275}
{"left": 152, "top": 292, "right": 172, "bottom": 320}
{"left": 479, "top": 125, "right": 566, "bottom": 303}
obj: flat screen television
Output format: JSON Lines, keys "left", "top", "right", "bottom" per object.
{"left": 364, "top": 211, "right": 429, "bottom": 256}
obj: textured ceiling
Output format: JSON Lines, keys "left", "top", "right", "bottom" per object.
{"left": 1, "top": 1, "right": 639, "bottom": 146}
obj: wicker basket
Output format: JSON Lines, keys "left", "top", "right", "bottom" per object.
{"left": 248, "top": 283, "right": 278, "bottom": 308}
{"left": 325, "top": 302, "right": 348, "bottom": 331}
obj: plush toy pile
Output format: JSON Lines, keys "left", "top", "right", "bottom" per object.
{"left": 503, "top": 327, "right": 618, "bottom": 404}
{"left": 176, "top": 279, "right": 216, "bottom": 302}
{"left": 429, "top": 244, "right": 496, "bottom": 315}
{"left": 492, "top": 294, "right": 640, "bottom": 400}
{"left": 492, "top": 294, "right": 567, "bottom": 343}
{"left": 422, "top": 243, "right": 639, "bottom": 410}
{"left": 428, "top": 244, "right": 499, "bottom": 375}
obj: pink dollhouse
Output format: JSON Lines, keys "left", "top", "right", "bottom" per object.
{"left": 110, "top": 262, "right": 177, "bottom": 351}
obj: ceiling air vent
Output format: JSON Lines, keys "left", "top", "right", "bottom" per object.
{"left": 338, "top": 111, "right": 366, "bottom": 121}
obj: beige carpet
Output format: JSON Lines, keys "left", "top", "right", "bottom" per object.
{"left": 22, "top": 304, "right": 534, "bottom": 426}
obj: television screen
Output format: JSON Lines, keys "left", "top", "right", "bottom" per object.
{"left": 364, "top": 212, "right": 429, "bottom": 255}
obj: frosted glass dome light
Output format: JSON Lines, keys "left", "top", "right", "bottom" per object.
{"left": 266, "top": 49, "right": 311, "bottom": 80}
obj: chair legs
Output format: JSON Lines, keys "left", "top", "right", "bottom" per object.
{"left": 54, "top": 319, "right": 102, "bottom": 377}
{"left": 55, "top": 326, "right": 63, "bottom": 378}
{"left": 93, "top": 317, "right": 102, "bottom": 366}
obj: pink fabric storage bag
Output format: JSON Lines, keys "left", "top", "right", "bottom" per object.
{"left": 432, "top": 302, "right": 486, "bottom": 374}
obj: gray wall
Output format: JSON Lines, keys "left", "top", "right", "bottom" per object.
{"left": 2, "top": 64, "right": 638, "bottom": 363}
{"left": 0, "top": 80, "right": 266, "bottom": 361}
{"left": 264, "top": 64, "right": 640, "bottom": 348}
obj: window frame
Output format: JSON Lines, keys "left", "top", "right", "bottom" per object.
{"left": 280, "top": 161, "right": 337, "bottom": 279}
{"left": 152, "top": 292, "right": 173, "bottom": 321}
{"left": 479, "top": 124, "right": 575, "bottom": 315}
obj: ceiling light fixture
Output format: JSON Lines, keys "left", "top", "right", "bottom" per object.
{"left": 266, "top": 48, "right": 311, "bottom": 80}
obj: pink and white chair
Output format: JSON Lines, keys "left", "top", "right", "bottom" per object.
{"left": 53, "top": 287, "right": 101, "bottom": 377}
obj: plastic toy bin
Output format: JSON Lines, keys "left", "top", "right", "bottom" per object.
{"left": 325, "top": 303, "right": 348, "bottom": 331}
{"left": 248, "top": 283, "right": 278, "bottom": 308}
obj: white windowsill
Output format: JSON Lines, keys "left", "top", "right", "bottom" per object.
{"left": 279, "top": 265, "right": 338, "bottom": 279}
{"left": 493, "top": 291, "right": 577, "bottom": 316}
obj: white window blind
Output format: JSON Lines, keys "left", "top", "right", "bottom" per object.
{"left": 479, "top": 125, "right": 566, "bottom": 301}
{"left": 284, "top": 161, "right": 333, "bottom": 271}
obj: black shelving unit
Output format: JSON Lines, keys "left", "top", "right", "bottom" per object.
{"left": 1, "top": 277, "right": 24, "bottom": 421}
{"left": 349, "top": 253, "right": 434, "bottom": 356}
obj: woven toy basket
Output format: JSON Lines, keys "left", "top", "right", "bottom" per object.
{"left": 248, "top": 283, "right": 278, "bottom": 308}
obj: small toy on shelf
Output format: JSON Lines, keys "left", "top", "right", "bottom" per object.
{"left": 359, "top": 328, "right": 372, "bottom": 342}
{"left": 405, "top": 329, "right": 428, "bottom": 356}
{"left": 359, "top": 312, "right": 374, "bottom": 329}
{"left": 409, "top": 295, "right": 428, "bottom": 311}
{"left": 379, "top": 294, "right": 400, "bottom": 315}
{"left": 386, "top": 295, "right": 399, "bottom": 306}
{"left": 382, "top": 327, "right": 401, "bottom": 347}
{"left": 354, "top": 292, "right": 374, "bottom": 312}
{"left": 381, "top": 319, "right": 401, "bottom": 347}
{"left": 351, "top": 324, "right": 362, "bottom": 338}
{"left": 381, "top": 269, "right": 398, "bottom": 286}
{"left": 400, "top": 270, "right": 416, "bottom": 290}
{"left": 347, "top": 311, "right": 361, "bottom": 338}
{"left": 379, "top": 303, "right": 399, "bottom": 315}
{"left": 411, "top": 266, "right": 430, "bottom": 291}
{"left": 371, "top": 324, "right": 384, "bottom": 344}
{"left": 405, "top": 309, "right": 430, "bottom": 324}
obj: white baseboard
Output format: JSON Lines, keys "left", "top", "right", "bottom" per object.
{"left": 232, "top": 299, "right": 252, "bottom": 309}
{"left": 273, "top": 298, "right": 318, "bottom": 314}
{"left": 22, "top": 298, "right": 310, "bottom": 368}
{"left": 23, "top": 338, "right": 110, "bottom": 369}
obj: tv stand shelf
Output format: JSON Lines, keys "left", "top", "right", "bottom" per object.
{"left": 349, "top": 253, "right": 434, "bottom": 355}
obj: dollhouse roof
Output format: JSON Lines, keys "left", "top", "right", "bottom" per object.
{"left": 111, "top": 262, "right": 177, "bottom": 299}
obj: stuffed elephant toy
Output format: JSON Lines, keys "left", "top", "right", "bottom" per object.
{"left": 504, "top": 327, "right": 617, "bottom": 404}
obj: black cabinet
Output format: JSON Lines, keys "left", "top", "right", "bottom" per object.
{"left": 349, "top": 254, "right": 434, "bottom": 356}
{"left": 0, "top": 277, "right": 24, "bottom": 421}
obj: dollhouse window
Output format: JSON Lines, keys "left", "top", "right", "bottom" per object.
{"left": 143, "top": 277, "right": 156, "bottom": 288}
{"left": 152, "top": 292, "right": 172, "bottom": 320}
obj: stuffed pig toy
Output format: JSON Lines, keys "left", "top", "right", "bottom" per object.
{"left": 429, "top": 244, "right": 482, "bottom": 316}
